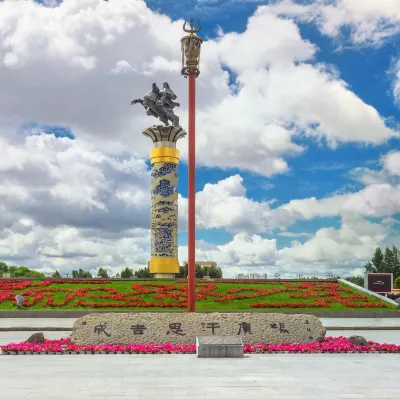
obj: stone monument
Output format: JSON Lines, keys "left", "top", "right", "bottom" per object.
{"left": 71, "top": 312, "right": 326, "bottom": 345}
{"left": 131, "top": 82, "right": 186, "bottom": 278}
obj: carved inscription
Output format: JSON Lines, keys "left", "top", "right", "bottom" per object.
{"left": 71, "top": 313, "right": 326, "bottom": 345}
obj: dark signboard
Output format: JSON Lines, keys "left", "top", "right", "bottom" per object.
{"left": 366, "top": 273, "right": 393, "bottom": 293}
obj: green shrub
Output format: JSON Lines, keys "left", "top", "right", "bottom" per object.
{"left": 395, "top": 276, "right": 400, "bottom": 288}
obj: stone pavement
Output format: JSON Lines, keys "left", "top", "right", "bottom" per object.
{"left": 0, "top": 353, "right": 399, "bottom": 399}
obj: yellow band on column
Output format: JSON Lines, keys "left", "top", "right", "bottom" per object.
{"left": 150, "top": 148, "right": 180, "bottom": 165}
{"left": 149, "top": 257, "right": 180, "bottom": 274}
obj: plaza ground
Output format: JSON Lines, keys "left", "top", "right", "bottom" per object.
{"left": 0, "top": 352, "right": 399, "bottom": 399}
{"left": 1, "top": 319, "right": 399, "bottom": 398}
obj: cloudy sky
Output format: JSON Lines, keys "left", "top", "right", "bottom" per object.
{"left": 0, "top": 0, "right": 399, "bottom": 278}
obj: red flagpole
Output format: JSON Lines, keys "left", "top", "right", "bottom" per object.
{"left": 187, "top": 73, "right": 196, "bottom": 312}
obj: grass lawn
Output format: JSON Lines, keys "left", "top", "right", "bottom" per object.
{"left": 0, "top": 279, "right": 397, "bottom": 311}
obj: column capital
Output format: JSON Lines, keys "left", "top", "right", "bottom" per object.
{"left": 143, "top": 125, "right": 187, "bottom": 145}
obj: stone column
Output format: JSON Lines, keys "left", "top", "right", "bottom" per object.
{"left": 143, "top": 125, "right": 187, "bottom": 279}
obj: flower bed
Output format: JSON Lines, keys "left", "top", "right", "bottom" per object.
{"left": 1, "top": 337, "right": 400, "bottom": 355}
{"left": 0, "top": 279, "right": 392, "bottom": 310}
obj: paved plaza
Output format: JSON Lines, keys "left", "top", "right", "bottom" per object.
{"left": 0, "top": 352, "right": 399, "bottom": 399}
{"left": 1, "top": 318, "right": 399, "bottom": 398}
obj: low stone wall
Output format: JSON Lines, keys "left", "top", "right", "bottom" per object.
{"left": 70, "top": 312, "right": 326, "bottom": 345}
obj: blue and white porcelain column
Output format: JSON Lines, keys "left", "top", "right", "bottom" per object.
{"left": 143, "top": 125, "right": 187, "bottom": 278}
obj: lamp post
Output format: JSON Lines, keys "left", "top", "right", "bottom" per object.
{"left": 181, "top": 18, "right": 203, "bottom": 312}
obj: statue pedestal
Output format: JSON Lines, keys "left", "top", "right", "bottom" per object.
{"left": 143, "top": 126, "right": 187, "bottom": 278}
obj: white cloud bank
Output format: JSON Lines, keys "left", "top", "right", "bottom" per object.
{"left": 0, "top": 0, "right": 396, "bottom": 176}
{"left": 0, "top": 132, "right": 397, "bottom": 277}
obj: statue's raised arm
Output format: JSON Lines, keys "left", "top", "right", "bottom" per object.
{"left": 130, "top": 82, "right": 180, "bottom": 127}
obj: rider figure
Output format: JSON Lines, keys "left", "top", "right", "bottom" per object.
{"left": 157, "top": 82, "right": 179, "bottom": 109}
{"left": 156, "top": 82, "right": 180, "bottom": 126}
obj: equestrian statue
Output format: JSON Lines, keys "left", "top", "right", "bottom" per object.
{"left": 131, "top": 82, "right": 180, "bottom": 127}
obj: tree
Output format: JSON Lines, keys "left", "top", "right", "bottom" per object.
{"left": 395, "top": 276, "right": 400, "bottom": 288}
{"left": 179, "top": 263, "right": 222, "bottom": 279}
{"left": 51, "top": 270, "right": 61, "bottom": 278}
{"left": 177, "top": 263, "right": 188, "bottom": 278}
{"left": 72, "top": 268, "right": 93, "bottom": 278}
{"left": 384, "top": 246, "right": 400, "bottom": 278}
{"left": 0, "top": 262, "right": 8, "bottom": 274}
{"left": 134, "top": 267, "right": 151, "bottom": 278}
{"left": 97, "top": 268, "right": 109, "bottom": 278}
{"left": 177, "top": 262, "right": 223, "bottom": 279}
{"left": 345, "top": 276, "right": 364, "bottom": 287}
{"left": 120, "top": 267, "right": 134, "bottom": 278}
{"left": 0, "top": 262, "right": 48, "bottom": 277}
{"left": 203, "top": 265, "right": 223, "bottom": 278}
{"left": 364, "top": 246, "right": 400, "bottom": 280}
{"left": 10, "top": 266, "right": 46, "bottom": 278}
{"left": 8, "top": 265, "right": 17, "bottom": 274}
{"left": 365, "top": 247, "right": 385, "bottom": 273}
{"left": 195, "top": 264, "right": 204, "bottom": 278}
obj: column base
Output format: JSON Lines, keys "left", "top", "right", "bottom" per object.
{"left": 153, "top": 273, "right": 176, "bottom": 279}
{"left": 149, "top": 257, "right": 180, "bottom": 275}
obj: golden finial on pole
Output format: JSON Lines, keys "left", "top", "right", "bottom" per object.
{"left": 181, "top": 17, "right": 203, "bottom": 78}
{"left": 183, "top": 17, "right": 202, "bottom": 34}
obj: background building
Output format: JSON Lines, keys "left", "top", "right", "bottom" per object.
{"left": 237, "top": 273, "right": 267, "bottom": 280}
{"left": 195, "top": 261, "right": 218, "bottom": 268}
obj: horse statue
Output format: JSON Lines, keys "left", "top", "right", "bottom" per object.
{"left": 131, "top": 82, "right": 180, "bottom": 127}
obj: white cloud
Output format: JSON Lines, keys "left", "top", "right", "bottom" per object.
{"left": 179, "top": 159, "right": 400, "bottom": 234}
{"left": 274, "top": 213, "right": 400, "bottom": 278}
{"left": 394, "top": 60, "right": 400, "bottom": 104}
{"left": 269, "top": 0, "right": 400, "bottom": 105}
{"left": 278, "top": 215, "right": 387, "bottom": 264}
{"left": 179, "top": 233, "right": 278, "bottom": 276}
{"left": 195, "top": 8, "right": 397, "bottom": 174}
{"left": 342, "top": 184, "right": 400, "bottom": 217}
{"left": 270, "top": 0, "right": 400, "bottom": 46}
{"left": 347, "top": 151, "right": 400, "bottom": 185}
{"left": 179, "top": 174, "right": 271, "bottom": 233}
{"left": 347, "top": 167, "right": 391, "bottom": 186}
{"left": 277, "top": 232, "right": 312, "bottom": 238}
{"left": 0, "top": 0, "right": 396, "bottom": 178}
{"left": 111, "top": 60, "right": 137, "bottom": 75}
{"left": 214, "top": 9, "right": 316, "bottom": 72}
{"left": 383, "top": 150, "right": 400, "bottom": 176}
{"left": 0, "top": 133, "right": 150, "bottom": 232}
{"left": 0, "top": 222, "right": 150, "bottom": 276}
{"left": 273, "top": 182, "right": 400, "bottom": 223}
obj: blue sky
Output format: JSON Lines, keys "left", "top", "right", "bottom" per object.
{"left": 158, "top": 0, "right": 400, "bottom": 250}
{"left": 0, "top": 0, "right": 399, "bottom": 277}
